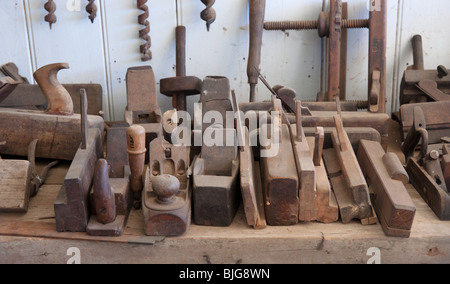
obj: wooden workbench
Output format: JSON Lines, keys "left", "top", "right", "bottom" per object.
{"left": 0, "top": 121, "right": 449, "bottom": 264}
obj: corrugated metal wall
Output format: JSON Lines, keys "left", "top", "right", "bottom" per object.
{"left": 1, "top": 0, "right": 449, "bottom": 121}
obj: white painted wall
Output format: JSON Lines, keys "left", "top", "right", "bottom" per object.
{"left": 1, "top": 0, "right": 449, "bottom": 121}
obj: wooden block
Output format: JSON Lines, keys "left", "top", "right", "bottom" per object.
{"left": 0, "top": 108, "right": 104, "bottom": 161}
{"left": 261, "top": 124, "right": 299, "bottom": 226}
{"left": 54, "top": 128, "right": 104, "bottom": 232}
{"left": 358, "top": 139, "right": 416, "bottom": 237}
{"left": 290, "top": 125, "right": 317, "bottom": 222}
{"left": 240, "top": 128, "right": 266, "bottom": 229}
{"left": 0, "top": 160, "right": 32, "bottom": 213}
{"left": 307, "top": 137, "right": 339, "bottom": 224}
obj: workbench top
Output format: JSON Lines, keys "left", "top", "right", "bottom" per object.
{"left": 0, "top": 121, "right": 449, "bottom": 264}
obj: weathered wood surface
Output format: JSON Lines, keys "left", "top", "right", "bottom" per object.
{"left": 357, "top": 139, "right": 416, "bottom": 238}
{"left": 0, "top": 160, "right": 32, "bottom": 213}
{"left": 0, "top": 108, "right": 104, "bottom": 160}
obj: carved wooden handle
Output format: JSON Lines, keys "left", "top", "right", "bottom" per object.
{"left": 127, "top": 125, "right": 147, "bottom": 196}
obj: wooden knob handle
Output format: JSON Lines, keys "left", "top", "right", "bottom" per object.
{"left": 126, "top": 125, "right": 146, "bottom": 198}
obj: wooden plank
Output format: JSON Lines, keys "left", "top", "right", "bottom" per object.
{"left": 0, "top": 160, "right": 32, "bottom": 213}
{"left": 357, "top": 139, "right": 416, "bottom": 237}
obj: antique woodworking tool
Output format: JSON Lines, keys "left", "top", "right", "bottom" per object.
{"left": 27, "top": 139, "right": 59, "bottom": 197}
{"left": 87, "top": 125, "right": 133, "bottom": 236}
{"left": 125, "top": 66, "right": 162, "bottom": 164}
{"left": 323, "top": 115, "right": 373, "bottom": 223}
{"left": 54, "top": 89, "right": 104, "bottom": 232}
{"left": 400, "top": 34, "right": 450, "bottom": 105}
{"left": 0, "top": 62, "right": 27, "bottom": 101}
{"left": 192, "top": 76, "right": 240, "bottom": 226}
{"left": 247, "top": 0, "right": 266, "bottom": 102}
{"left": 401, "top": 106, "right": 428, "bottom": 164}
{"left": 86, "top": 0, "right": 97, "bottom": 23}
{"left": 357, "top": 139, "right": 416, "bottom": 238}
{"left": 400, "top": 100, "right": 450, "bottom": 145}
{"left": 261, "top": 97, "right": 299, "bottom": 226}
{"left": 138, "top": 0, "right": 152, "bottom": 61}
{"left": 127, "top": 124, "right": 146, "bottom": 209}
{"left": 0, "top": 63, "right": 104, "bottom": 161}
{"left": 160, "top": 26, "right": 202, "bottom": 111}
{"left": 200, "top": 0, "right": 216, "bottom": 31}
{"left": 264, "top": 0, "right": 387, "bottom": 113}
{"left": 233, "top": 90, "right": 266, "bottom": 229}
{"left": 44, "top": 0, "right": 57, "bottom": 29}
{"left": 142, "top": 136, "right": 191, "bottom": 236}
{"left": 306, "top": 128, "right": 339, "bottom": 224}
{"left": 287, "top": 101, "right": 317, "bottom": 222}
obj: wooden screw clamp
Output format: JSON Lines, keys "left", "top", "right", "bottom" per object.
{"left": 264, "top": 0, "right": 387, "bottom": 113}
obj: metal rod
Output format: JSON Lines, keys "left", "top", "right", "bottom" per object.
{"left": 80, "top": 88, "right": 88, "bottom": 150}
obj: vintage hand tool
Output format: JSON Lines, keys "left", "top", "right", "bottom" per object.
{"left": 260, "top": 97, "right": 299, "bottom": 226}
{"left": 323, "top": 115, "right": 373, "bottom": 223}
{"left": 142, "top": 136, "right": 191, "bottom": 236}
{"left": 125, "top": 66, "right": 162, "bottom": 164}
{"left": 127, "top": 124, "right": 146, "bottom": 209}
{"left": 401, "top": 106, "right": 428, "bottom": 163}
{"left": 247, "top": 0, "right": 266, "bottom": 102}
{"left": 233, "top": 90, "right": 266, "bottom": 229}
{"left": 264, "top": 0, "right": 387, "bottom": 113}
{"left": 200, "top": 0, "right": 216, "bottom": 31}
{"left": 400, "top": 101, "right": 450, "bottom": 145}
{"left": 306, "top": 128, "right": 339, "bottom": 224}
{"left": 27, "top": 139, "right": 59, "bottom": 197}
{"left": 287, "top": 101, "right": 317, "bottom": 222}
{"left": 0, "top": 64, "right": 104, "bottom": 161}
{"left": 160, "top": 26, "right": 202, "bottom": 111}
{"left": 357, "top": 139, "right": 416, "bottom": 238}
{"left": 54, "top": 89, "right": 104, "bottom": 232}
{"left": 44, "top": 0, "right": 57, "bottom": 29}
{"left": 86, "top": 0, "right": 97, "bottom": 23}
{"left": 192, "top": 76, "right": 240, "bottom": 226}
{"left": 86, "top": 128, "right": 133, "bottom": 237}
{"left": 0, "top": 62, "right": 26, "bottom": 101}
{"left": 407, "top": 153, "right": 450, "bottom": 220}
{"left": 138, "top": 0, "right": 152, "bottom": 61}
{"left": 400, "top": 35, "right": 450, "bottom": 105}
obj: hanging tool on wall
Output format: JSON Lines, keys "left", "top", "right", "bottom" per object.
{"left": 247, "top": 0, "right": 266, "bottom": 102}
{"left": 160, "top": 1, "right": 202, "bottom": 111}
{"left": 44, "top": 0, "right": 57, "bottom": 29}
{"left": 200, "top": 0, "right": 216, "bottom": 31}
{"left": 138, "top": 0, "right": 152, "bottom": 61}
{"left": 86, "top": 0, "right": 97, "bottom": 23}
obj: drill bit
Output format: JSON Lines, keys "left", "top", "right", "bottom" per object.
{"left": 86, "top": 0, "right": 97, "bottom": 24}
{"left": 44, "top": 0, "right": 57, "bottom": 29}
{"left": 138, "top": 0, "right": 152, "bottom": 61}
{"left": 200, "top": 0, "right": 216, "bottom": 32}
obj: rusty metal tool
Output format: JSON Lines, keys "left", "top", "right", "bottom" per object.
{"left": 407, "top": 155, "right": 450, "bottom": 220}
{"left": 86, "top": 0, "right": 97, "bottom": 23}
{"left": 138, "top": 0, "right": 152, "bottom": 61}
{"left": 125, "top": 66, "right": 162, "bottom": 163}
{"left": 160, "top": 25, "right": 202, "bottom": 111}
{"left": 27, "top": 139, "right": 59, "bottom": 197}
{"left": 192, "top": 77, "right": 240, "bottom": 226}
{"left": 357, "top": 139, "right": 416, "bottom": 238}
{"left": 264, "top": 0, "right": 387, "bottom": 113}
{"left": 233, "top": 90, "right": 266, "bottom": 229}
{"left": 142, "top": 136, "right": 191, "bottom": 236}
{"left": 400, "top": 34, "right": 450, "bottom": 105}
{"left": 0, "top": 63, "right": 104, "bottom": 161}
{"left": 323, "top": 115, "right": 373, "bottom": 223}
{"left": 200, "top": 0, "right": 216, "bottom": 31}
{"left": 127, "top": 124, "right": 147, "bottom": 209}
{"left": 54, "top": 89, "right": 104, "bottom": 232}
{"left": 44, "top": 0, "right": 57, "bottom": 29}
{"left": 401, "top": 106, "right": 428, "bottom": 164}
{"left": 247, "top": 0, "right": 266, "bottom": 102}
